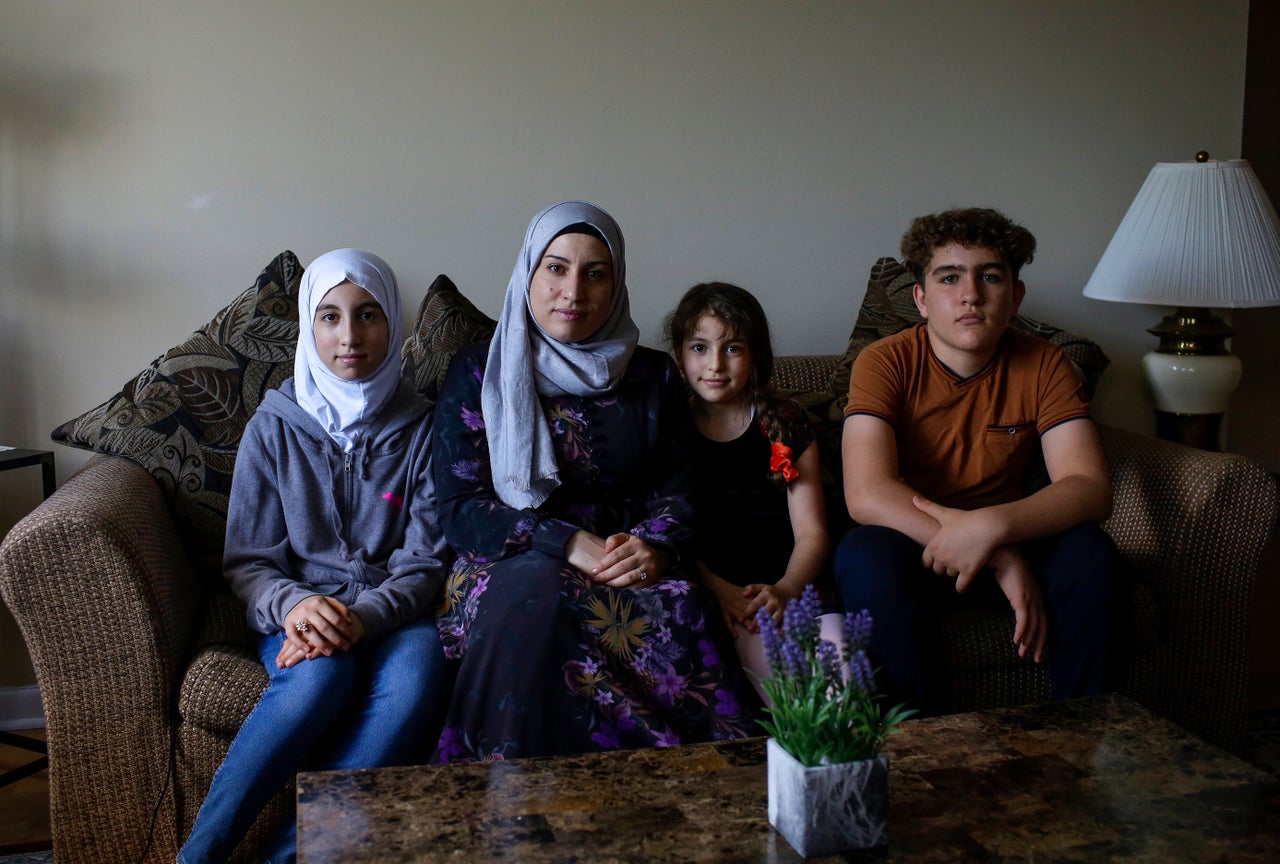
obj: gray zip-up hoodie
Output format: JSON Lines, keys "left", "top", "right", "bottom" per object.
{"left": 224, "top": 377, "right": 447, "bottom": 642}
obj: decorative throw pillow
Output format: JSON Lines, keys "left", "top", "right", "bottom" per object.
{"left": 51, "top": 251, "right": 303, "bottom": 581}
{"left": 829, "top": 257, "right": 1110, "bottom": 413}
{"left": 401, "top": 274, "right": 497, "bottom": 401}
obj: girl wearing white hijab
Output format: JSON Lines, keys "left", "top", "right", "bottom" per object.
{"left": 180, "top": 249, "right": 449, "bottom": 864}
{"left": 294, "top": 248, "right": 405, "bottom": 452}
{"left": 431, "top": 202, "right": 752, "bottom": 762}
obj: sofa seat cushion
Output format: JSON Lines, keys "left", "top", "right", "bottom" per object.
{"left": 179, "top": 592, "right": 266, "bottom": 736}
{"left": 180, "top": 641, "right": 267, "bottom": 739}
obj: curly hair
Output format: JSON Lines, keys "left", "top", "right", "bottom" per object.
{"left": 900, "top": 207, "right": 1037, "bottom": 282}
{"left": 664, "top": 282, "right": 798, "bottom": 487}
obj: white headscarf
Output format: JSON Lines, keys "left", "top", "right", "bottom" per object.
{"left": 294, "top": 248, "right": 404, "bottom": 452}
{"left": 482, "top": 201, "right": 639, "bottom": 509}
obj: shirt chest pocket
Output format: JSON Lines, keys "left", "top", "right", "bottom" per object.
{"left": 983, "top": 420, "right": 1037, "bottom": 465}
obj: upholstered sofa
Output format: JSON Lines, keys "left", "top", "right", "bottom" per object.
{"left": 1, "top": 252, "right": 1276, "bottom": 864}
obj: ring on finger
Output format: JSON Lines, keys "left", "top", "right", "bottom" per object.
{"left": 638, "top": 569, "right": 649, "bottom": 583}
{"left": 294, "top": 619, "right": 310, "bottom": 634}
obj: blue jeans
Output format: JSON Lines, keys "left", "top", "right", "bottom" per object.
{"left": 834, "top": 523, "right": 1127, "bottom": 716}
{"left": 178, "top": 617, "right": 446, "bottom": 864}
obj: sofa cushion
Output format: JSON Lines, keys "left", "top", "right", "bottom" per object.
{"left": 51, "top": 251, "right": 303, "bottom": 580}
{"left": 829, "top": 257, "right": 1111, "bottom": 412}
{"left": 401, "top": 274, "right": 497, "bottom": 401}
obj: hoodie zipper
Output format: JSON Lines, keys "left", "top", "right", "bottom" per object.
{"left": 342, "top": 451, "right": 354, "bottom": 552}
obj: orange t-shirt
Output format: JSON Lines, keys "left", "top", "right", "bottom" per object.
{"left": 845, "top": 323, "right": 1091, "bottom": 509}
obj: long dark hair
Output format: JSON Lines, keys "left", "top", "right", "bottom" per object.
{"left": 665, "top": 282, "right": 796, "bottom": 486}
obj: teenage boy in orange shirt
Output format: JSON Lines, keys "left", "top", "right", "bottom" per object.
{"left": 835, "top": 207, "right": 1125, "bottom": 714}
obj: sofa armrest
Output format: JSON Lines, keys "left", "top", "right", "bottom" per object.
{"left": 1099, "top": 425, "right": 1278, "bottom": 749}
{"left": 0, "top": 455, "right": 202, "bottom": 863}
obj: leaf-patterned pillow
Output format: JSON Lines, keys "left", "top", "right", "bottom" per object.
{"left": 51, "top": 250, "right": 302, "bottom": 580}
{"left": 401, "top": 274, "right": 496, "bottom": 401}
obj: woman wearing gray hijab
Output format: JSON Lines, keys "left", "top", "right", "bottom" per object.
{"left": 431, "top": 201, "right": 753, "bottom": 760}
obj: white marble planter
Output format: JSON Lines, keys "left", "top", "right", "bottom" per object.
{"left": 766, "top": 738, "right": 889, "bottom": 857}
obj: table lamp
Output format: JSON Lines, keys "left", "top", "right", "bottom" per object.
{"left": 1082, "top": 153, "right": 1280, "bottom": 450}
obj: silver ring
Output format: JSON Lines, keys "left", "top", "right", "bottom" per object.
{"left": 638, "top": 570, "right": 649, "bottom": 582}
{"left": 294, "top": 619, "right": 310, "bottom": 634}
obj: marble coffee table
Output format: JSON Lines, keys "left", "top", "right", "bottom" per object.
{"left": 296, "top": 694, "right": 1280, "bottom": 862}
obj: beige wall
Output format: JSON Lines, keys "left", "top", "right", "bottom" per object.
{"left": 0, "top": 1, "right": 1262, "bottom": 690}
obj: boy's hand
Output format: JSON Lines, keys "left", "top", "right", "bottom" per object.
{"left": 913, "top": 495, "right": 1004, "bottom": 590}
{"left": 281, "top": 595, "right": 364, "bottom": 666}
{"left": 989, "top": 545, "right": 1047, "bottom": 663}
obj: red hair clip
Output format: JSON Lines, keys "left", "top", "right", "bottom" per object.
{"left": 770, "top": 442, "right": 799, "bottom": 483}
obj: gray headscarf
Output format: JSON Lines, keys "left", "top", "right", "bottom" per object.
{"left": 482, "top": 200, "right": 639, "bottom": 509}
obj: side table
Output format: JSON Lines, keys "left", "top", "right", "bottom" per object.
{"left": 0, "top": 446, "right": 54, "bottom": 787}
{"left": 0, "top": 447, "right": 56, "bottom": 499}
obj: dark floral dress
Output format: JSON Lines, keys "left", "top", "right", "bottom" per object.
{"left": 431, "top": 342, "right": 753, "bottom": 761}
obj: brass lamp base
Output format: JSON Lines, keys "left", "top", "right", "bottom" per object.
{"left": 1154, "top": 410, "right": 1225, "bottom": 451}
{"left": 1142, "top": 307, "right": 1242, "bottom": 452}
{"left": 1146, "top": 307, "right": 1233, "bottom": 355}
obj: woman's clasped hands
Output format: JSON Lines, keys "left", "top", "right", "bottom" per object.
{"left": 277, "top": 595, "right": 365, "bottom": 668}
{"left": 567, "top": 530, "right": 668, "bottom": 589}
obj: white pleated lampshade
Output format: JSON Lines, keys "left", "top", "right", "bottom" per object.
{"left": 1083, "top": 159, "right": 1280, "bottom": 308}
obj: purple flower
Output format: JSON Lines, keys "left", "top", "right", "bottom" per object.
{"left": 849, "top": 648, "right": 875, "bottom": 694}
{"left": 715, "top": 687, "right": 740, "bottom": 717}
{"left": 757, "top": 607, "right": 782, "bottom": 671}
{"left": 591, "top": 722, "right": 621, "bottom": 749}
{"left": 637, "top": 515, "right": 677, "bottom": 537}
{"left": 782, "top": 584, "right": 821, "bottom": 646}
{"left": 665, "top": 581, "right": 691, "bottom": 597}
{"left": 781, "top": 639, "right": 807, "bottom": 679}
{"left": 698, "top": 639, "right": 721, "bottom": 667}
{"left": 436, "top": 726, "right": 464, "bottom": 763}
{"left": 816, "top": 638, "right": 841, "bottom": 686}
{"left": 640, "top": 636, "right": 682, "bottom": 674}
{"left": 845, "top": 609, "right": 873, "bottom": 652}
{"left": 453, "top": 459, "right": 483, "bottom": 482}
{"left": 513, "top": 516, "right": 537, "bottom": 540}
{"left": 654, "top": 727, "right": 682, "bottom": 748}
{"left": 655, "top": 664, "right": 688, "bottom": 703}
{"left": 460, "top": 402, "right": 485, "bottom": 431}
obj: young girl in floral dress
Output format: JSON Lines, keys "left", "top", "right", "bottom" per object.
{"left": 666, "top": 281, "right": 844, "bottom": 702}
